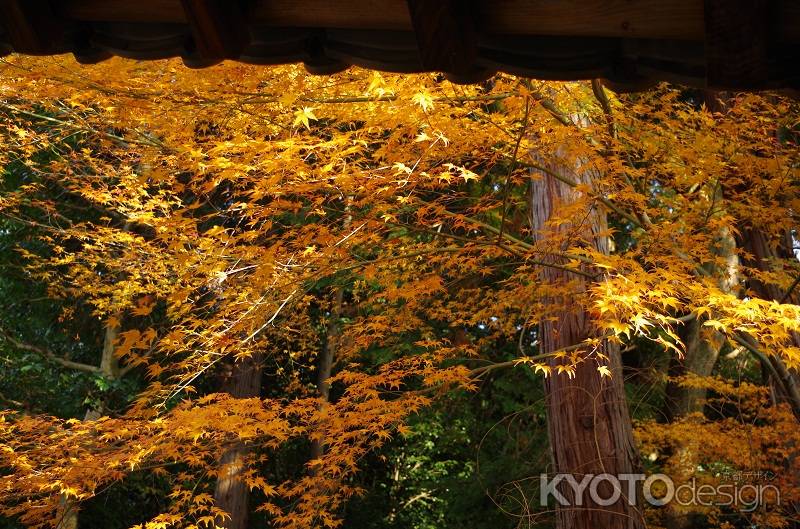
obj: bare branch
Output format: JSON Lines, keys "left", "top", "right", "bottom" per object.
{"left": 0, "top": 328, "right": 101, "bottom": 374}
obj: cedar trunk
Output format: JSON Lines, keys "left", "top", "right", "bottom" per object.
{"left": 214, "top": 353, "right": 263, "bottom": 529}
{"left": 530, "top": 162, "right": 644, "bottom": 529}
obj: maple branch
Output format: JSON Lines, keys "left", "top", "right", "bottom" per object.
{"left": 414, "top": 198, "right": 596, "bottom": 267}
{"left": 498, "top": 95, "right": 531, "bottom": 243}
{"left": 520, "top": 79, "right": 573, "bottom": 127}
{"left": 731, "top": 333, "right": 800, "bottom": 419}
{"left": 0, "top": 102, "right": 164, "bottom": 149}
{"left": 240, "top": 92, "right": 513, "bottom": 106}
{"left": 384, "top": 220, "right": 481, "bottom": 247}
{"left": 442, "top": 209, "right": 534, "bottom": 252}
{"left": 591, "top": 79, "right": 616, "bottom": 140}
{"left": 469, "top": 341, "right": 610, "bottom": 380}
{"left": 336, "top": 246, "right": 466, "bottom": 274}
{"left": 780, "top": 274, "right": 800, "bottom": 304}
{"left": 385, "top": 214, "right": 598, "bottom": 278}
{"left": 118, "top": 343, "right": 156, "bottom": 378}
{"left": 467, "top": 351, "right": 556, "bottom": 378}
{"left": 671, "top": 312, "right": 698, "bottom": 324}
{"left": 0, "top": 328, "right": 101, "bottom": 374}
{"left": 335, "top": 242, "right": 596, "bottom": 280}
{"left": 497, "top": 243, "right": 598, "bottom": 280}
{"left": 415, "top": 342, "right": 596, "bottom": 396}
{"left": 0, "top": 391, "right": 23, "bottom": 408}
{"left": 523, "top": 160, "right": 644, "bottom": 229}
{"left": 731, "top": 333, "right": 782, "bottom": 380}
{"left": 243, "top": 289, "right": 298, "bottom": 343}
{"left": 163, "top": 288, "right": 298, "bottom": 405}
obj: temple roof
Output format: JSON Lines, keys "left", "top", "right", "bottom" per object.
{"left": 1, "top": 0, "right": 798, "bottom": 90}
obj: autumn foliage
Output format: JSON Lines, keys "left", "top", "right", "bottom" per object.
{"left": 0, "top": 56, "right": 799, "bottom": 529}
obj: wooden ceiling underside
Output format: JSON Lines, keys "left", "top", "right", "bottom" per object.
{"left": 1, "top": 0, "right": 798, "bottom": 90}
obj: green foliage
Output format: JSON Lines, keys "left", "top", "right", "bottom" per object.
{"left": 346, "top": 367, "right": 550, "bottom": 529}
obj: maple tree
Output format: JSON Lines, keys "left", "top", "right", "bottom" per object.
{"left": 0, "top": 56, "right": 798, "bottom": 529}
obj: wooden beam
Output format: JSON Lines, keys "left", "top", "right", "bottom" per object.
{"left": 255, "top": 0, "right": 411, "bottom": 31}
{"left": 54, "top": 0, "right": 800, "bottom": 42}
{"left": 479, "top": 0, "right": 705, "bottom": 40}
{"left": 255, "top": 0, "right": 708, "bottom": 39}
{"left": 57, "top": 0, "right": 188, "bottom": 24}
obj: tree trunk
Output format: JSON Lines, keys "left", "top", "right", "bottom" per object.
{"left": 310, "top": 201, "right": 350, "bottom": 468}
{"left": 530, "top": 160, "right": 645, "bottom": 529}
{"left": 738, "top": 225, "right": 800, "bottom": 418}
{"left": 214, "top": 353, "right": 263, "bottom": 529}
{"left": 56, "top": 316, "right": 120, "bottom": 529}
{"left": 664, "top": 319, "right": 725, "bottom": 420}
{"left": 664, "top": 209, "right": 737, "bottom": 422}
{"left": 99, "top": 317, "right": 120, "bottom": 380}
{"left": 55, "top": 495, "right": 79, "bottom": 529}
{"left": 661, "top": 316, "right": 725, "bottom": 529}
{"left": 704, "top": 90, "right": 800, "bottom": 419}
{"left": 310, "top": 287, "right": 343, "bottom": 466}
{"left": 660, "top": 220, "right": 735, "bottom": 529}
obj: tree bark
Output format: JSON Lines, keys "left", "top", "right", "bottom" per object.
{"left": 56, "top": 315, "right": 120, "bottom": 529}
{"left": 213, "top": 353, "right": 263, "bottom": 529}
{"left": 664, "top": 208, "right": 737, "bottom": 422}
{"left": 661, "top": 316, "right": 725, "bottom": 529}
{"left": 704, "top": 90, "right": 800, "bottom": 419}
{"left": 738, "top": 225, "right": 800, "bottom": 419}
{"left": 310, "top": 201, "right": 350, "bottom": 468}
{"left": 310, "top": 287, "right": 343, "bottom": 466}
{"left": 530, "top": 159, "right": 645, "bottom": 529}
{"left": 664, "top": 319, "right": 725, "bottom": 420}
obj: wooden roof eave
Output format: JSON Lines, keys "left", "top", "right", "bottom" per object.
{"left": 1, "top": 0, "right": 798, "bottom": 91}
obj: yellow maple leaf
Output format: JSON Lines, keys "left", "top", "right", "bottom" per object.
{"left": 412, "top": 91, "right": 434, "bottom": 112}
{"left": 293, "top": 106, "right": 318, "bottom": 129}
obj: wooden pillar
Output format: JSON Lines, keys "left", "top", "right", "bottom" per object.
{"left": 180, "top": 0, "right": 250, "bottom": 65}
{"left": 0, "top": 0, "right": 63, "bottom": 54}
{"left": 704, "top": 0, "right": 772, "bottom": 89}
{"left": 405, "top": 0, "right": 493, "bottom": 83}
